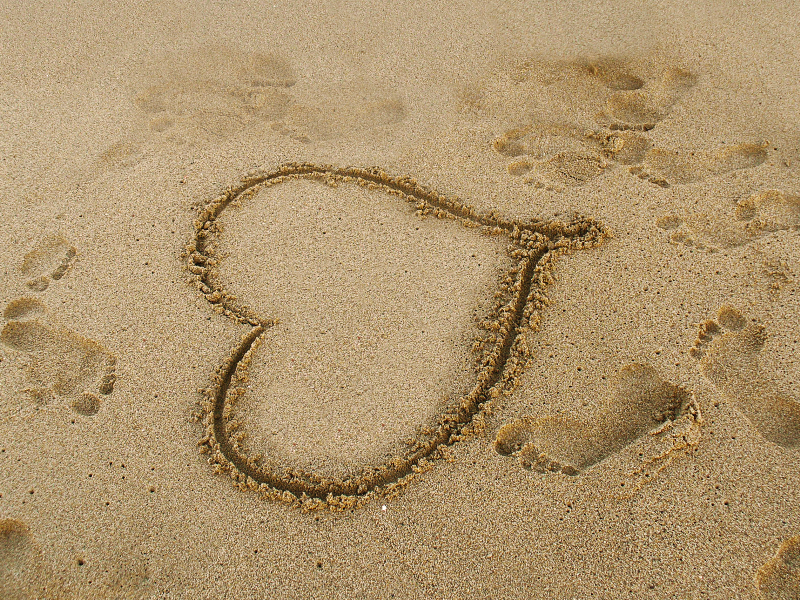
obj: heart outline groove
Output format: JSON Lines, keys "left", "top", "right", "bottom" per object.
{"left": 187, "top": 162, "right": 608, "bottom": 509}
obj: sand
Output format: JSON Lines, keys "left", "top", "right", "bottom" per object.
{"left": 1, "top": 1, "right": 799, "bottom": 598}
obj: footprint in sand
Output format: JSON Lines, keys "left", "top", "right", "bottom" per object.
{"left": 494, "top": 363, "right": 698, "bottom": 475}
{"left": 496, "top": 125, "right": 651, "bottom": 189}
{"left": 270, "top": 80, "right": 405, "bottom": 143}
{"left": 133, "top": 46, "right": 297, "bottom": 143}
{"left": 103, "top": 46, "right": 405, "bottom": 163}
{"left": 656, "top": 188, "right": 800, "bottom": 252}
{"left": 478, "top": 55, "right": 768, "bottom": 191}
{"left": 3, "top": 235, "right": 116, "bottom": 416}
{"left": 19, "top": 234, "right": 77, "bottom": 292}
{"left": 471, "top": 55, "right": 696, "bottom": 189}
{"left": 0, "top": 518, "right": 65, "bottom": 600}
{"left": 629, "top": 141, "right": 769, "bottom": 188}
{"left": 756, "top": 535, "right": 800, "bottom": 600}
{"left": 737, "top": 189, "right": 800, "bottom": 235}
{"left": 593, "top": 62, "right": 697, "bottom": 131}
{"left": 1, "top": 298, "right": 116, "bottom": 417}
{"left": 690, "top": 305, "right": 800, "bottom": 447}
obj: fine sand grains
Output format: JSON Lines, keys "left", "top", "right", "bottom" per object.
{"left": 0, "top": 518, "right": 66, "bottom": 600}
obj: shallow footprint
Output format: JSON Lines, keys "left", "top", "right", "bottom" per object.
{"left": 0, "top": 518, "right": 65, "bottom": 600}
{"left": 20, "top": 234, "right": 77, "bottom": 292}
{"left": 494, "top": 123, "right": 610, "bottom": 189}
{"left": 1, "top": 299, "right": 116, "bottom": 416}
{"left": 756, "top": 535, "right": 800, "bottom": 600}
{"left": 599, "top": 90, "right": 665, "bottom": 131}
{"left": 493, "top": 122, "right": 596, "bottom": 159}
{"left": 736, "top": 189, "right": 800, "bottom": 235}
{"left": 595, "top": 66, "right": 697, "bottom": 131}
{"left": 691, "top": 305, "right": 800, "bottom": 447}
{"left": 656, "top": 213, "right": 752, "bottom": 251}
{"left": 132, "top": 46, "right": 296, "bottom": 144}
{"left": 495, "top": 363, "right": 692, "bottom": 474}
{"left": 509, "top": 151, "right": 610, "bottom": 190}
{"left": 271, "top": 82, "right": 405, "bottom": 143}
{"left": 629, "top": 142, "right": 768, "bottom": 187}
{"left": 480, "top": 57, "right": 692, "bottom": 185}
{"left": 495, "top": 123, "right": 650, "bottom": 186}
{"left": 655, "top": 188, "right": 800, "bottom": 252}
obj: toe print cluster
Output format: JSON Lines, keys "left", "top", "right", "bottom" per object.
{"left": 1, "top": 236, "right": 116, "bottom": 419}
{"left": 19, "top": 234, "right": 76, "bottom": 292}
{"left": 187, "top": 163, "right": 607, "bottom": 508}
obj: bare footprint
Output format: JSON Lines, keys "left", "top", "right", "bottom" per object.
{"left": 629, "top": 141, "right": 768, "bottom": 187}
{"left": 468, "top": 55, "right": 694, "bottom": 131}
{"left": 493, "top": 122, "right": 607, "bottom": 160}
{"left": 507, "top": 151, "right": 610, "bottom": 190}
{"left": 501, "top": 126, "right": 652, "bottom": 166}
{"left": 691, "top": 305, "right": 800, "bottom": 447}
{"left": 271, "top": 82, "right": 405, "bottom": 143}
{"left": 756, "top": 536, "right": 800, "bottom": 600}
{"left": 595, "top": 66, "right": 697, "bottom": 131}
{"left": 478, "top": 56, "right": 694, "bottom": 187}
{"left": 127, "top": 46, "right": 405, "bottom": 151}
{"left": 1, "top": 299, "right": 116, "bottom": 416}
{"left": 0, "top": 518, "right": 66, "bottom": 600}
{"left": 493, "top": 123, "right": 648, "bottom": 188}
{"left": 20, "top": 234, "right": 77, "bottom": 292}
{"left": 131, "top": 46, "right": 296, "bottom": 144}
{"left": 97, "top": 140, "right": 147, "bottom": 170}
{"left": 495, "top": 363, "right": 693, "bottom": 474}
{"left": 655, "top": 188, "right": 800, "bottom": 252}
{"left": 736, "top": 189, "right": 800, "bottom": 234}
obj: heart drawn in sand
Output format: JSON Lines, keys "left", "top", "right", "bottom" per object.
{"left": 187, "top": 163, "right": 607, "bottom": 508}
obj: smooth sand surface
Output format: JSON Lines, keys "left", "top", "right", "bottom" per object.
{"left": 1, "top": 1, "right": 799, "bottom": 598}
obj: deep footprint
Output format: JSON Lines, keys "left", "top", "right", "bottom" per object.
{"left": 1, "top": 299, "right": 116, "bottom": 416}
{"left": 691, "top": 305, "right": 800, "bottom": 447}
{"left": 494, "top": 363, "right": 693, "bottom": 474}
{"left": 755, "top": 535, "right": 800, "bottom": 600}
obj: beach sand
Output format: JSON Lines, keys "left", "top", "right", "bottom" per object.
{"left": 1, "top": 1, "right": 799, "bottom": 598}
